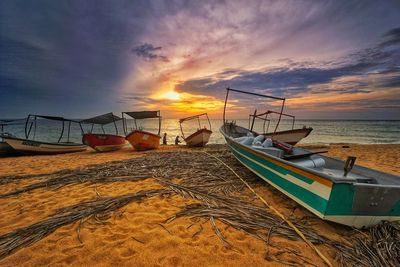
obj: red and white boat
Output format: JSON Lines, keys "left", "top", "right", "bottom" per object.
{"left": 81, "top": 113, "right": 126, "bottom": 152}
{"left": 2, "top": 115, "right": 87, "bottom": 155}
{"left": 179, "top": 113, "right": 213, "bottom": 147}
{"left": 249, "top": 110, "right": 312, "bottom": 145}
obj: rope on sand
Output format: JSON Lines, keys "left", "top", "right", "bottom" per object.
{"left": 204, "top": 151, "right": 333, "bottom": 267}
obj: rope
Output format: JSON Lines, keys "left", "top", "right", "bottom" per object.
{"left": 204, "top": 151, "right": 333, "bottom": 267}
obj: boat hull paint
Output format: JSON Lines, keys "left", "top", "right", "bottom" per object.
{"left": 264, "top": 128, "right": 312, "bottom": 145}
{"left": 83, "top": 133, "right": 126, "bottom": 152}
{"left": 185, "top": 129, "right": 212, "bottom": 147}
{"left": 223, "top": 133, "right": 400, "bottom": 228}
{"left": 125, "top": 130, "right": 160, "bottom": 151}
{"left": 3, "top": 136, "right": 87, "bottom": 155}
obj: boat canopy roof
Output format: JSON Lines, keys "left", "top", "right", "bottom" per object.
{"left": 81, "top": 112, "right": 121, "bottom": 125}
{"left": 179, "top": 113, "right": 208, "bottom": 123}
{"left": 123, "top": 111, "right": 160, "bottom": 119}
{"left": 28, "top": 114, "right": 80, "bottom": 123}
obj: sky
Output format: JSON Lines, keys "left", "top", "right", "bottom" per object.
{"left": 0, "top": 0, "right": 399, "bottom": 119}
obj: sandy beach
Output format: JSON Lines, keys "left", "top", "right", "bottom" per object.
{"left": 0, "top": 143, "right": 399, "bottom": 266}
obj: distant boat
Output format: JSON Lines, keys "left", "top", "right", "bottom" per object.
{"left": 179, "top": 113, "right": 212, "bottom": 147}
{"left": 122, "top": 111, "right": 161, "bottom": 151}
{"left": 221, "top": 88, "right": 400, "bottom": 228}
{"left": 81, "top": 112, "right": 126, "bottom": 152}
{"left": 248, "top": 110, "right": 312, "bottom": 145}
{"left": 1, "top": 115, "right": 87, "bottom": 155}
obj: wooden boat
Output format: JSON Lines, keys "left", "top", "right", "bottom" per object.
{"left": 122, "top": 111, "right": 161, "bottom": 151}
{"left": 221, "top": 88, "right": 400, "bottom": 228}
{"left": 2, "top": 115, "right": 87, "bottom": 155}
{"left": 179, "top": 113, "right": 213, "bottom": 147}
{"left": 249, "top": 110, "right": 312, "bottom": 145}
{"left": 81, "top": 113, "right": 126, "bottom": 152}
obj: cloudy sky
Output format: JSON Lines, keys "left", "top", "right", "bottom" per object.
{"left": 1, "top": 0, "right": 399, "bottom": 119}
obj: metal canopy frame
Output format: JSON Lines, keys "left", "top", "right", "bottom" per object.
{"left": 249, "top": 110, "right": 295, "bottom": 133}
{"left": 179, "top": 113, "right": 212, "bottom": 139}
{"left": 121, "top": 110, "right": 162, "bottom": 136}
{"left": 0, "top": 119, "right": 25, "bottom": 141}
{"left": 81, "top": 112, "right": 121, "bottom": 135}
{"left": 24, "top": 114, "right": 84, "bottom": 143}
{"left": 223, "top": 88, "right": 286, "bottom": 136}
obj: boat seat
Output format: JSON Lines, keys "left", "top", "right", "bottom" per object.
{"left": 241, "top": 137, "right": 254, "bottom": 146}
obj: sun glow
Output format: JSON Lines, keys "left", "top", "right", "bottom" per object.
{"left": 164, "top": 90, "right": 181, "bottom": 100}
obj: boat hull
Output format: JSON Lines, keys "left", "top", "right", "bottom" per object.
{"left": 184, "top": 129, "right": 212, "bottom": 147}
{"left": 221, "top": 128, "right": 400, "bottom": 228}
{"left": 125, "top": 130, "right": 160, "bottom": 151}
{"left": 264, "top": 128, "right": 312, "bottom": 145}
{"left": 0, "top": 141, "right": 17, "bottom": 156}
{"left": 82, "top": 133, "right": 126, "bottom": 152}
{"left": 3, "top": 136, "right": 87, "bottom": 155}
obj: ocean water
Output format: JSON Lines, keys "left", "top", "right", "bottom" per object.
{"left": 1, "top": 118, "right": 399, "bottom": 145}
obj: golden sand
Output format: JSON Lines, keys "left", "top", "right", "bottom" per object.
{"left": 0, "top": 144, "right": 399, "bottom": 266}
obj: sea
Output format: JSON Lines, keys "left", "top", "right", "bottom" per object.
{"left": 1, "top": 118, "right": 399, "bottom": 145}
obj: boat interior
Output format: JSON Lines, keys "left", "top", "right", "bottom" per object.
{"left": 223, "top": 122, "right": 400, "bottom": 186}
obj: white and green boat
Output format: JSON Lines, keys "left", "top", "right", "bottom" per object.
{"left": 221, "top": 88, "right": 400, "bottom": 228}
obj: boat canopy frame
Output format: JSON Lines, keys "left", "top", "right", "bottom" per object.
{"left": 81, "top": 112, "right": 121, "bottom": 135}
{"left": 248, "top": 110, "right": 295, "bottom": 133}
{"left": 179, "top": 113, "right": 212, "bottom": 139}
{"left": 122, "top": 110, "right": 162, "bottom": 136}
{"left": 24, "top": 114, "right": 84, "bottom": 144}
{"left": 223, "top": 88, "right": 286, "bottom": 136}
{"left": 0, "top": 119, "right": 25, "bottom": 142}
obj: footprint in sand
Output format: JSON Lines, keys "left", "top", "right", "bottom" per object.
{"left": 120, "top": 248, "right": 136, "bottom": 258}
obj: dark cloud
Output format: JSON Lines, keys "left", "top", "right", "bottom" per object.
{"left": 380, "top": 27, "right": 400, "bottom": 47}
{"left": 131, "top": 43, "right": 169, "bottom": 62}
{"left": 0, "top": 0, "right": 154, "bottom": 117}
{"left": 176, "top": 26, "right": 400, "bottom": 99}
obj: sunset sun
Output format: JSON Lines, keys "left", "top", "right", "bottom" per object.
{"left": 164, "top": 90, "right": 181, "bottom": 101}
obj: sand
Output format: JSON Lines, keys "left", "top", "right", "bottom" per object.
{"left": 0, "top": 144, "right": 399, "bottom": 266}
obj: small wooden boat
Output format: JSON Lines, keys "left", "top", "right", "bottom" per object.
{"left": 81, "top": 113, "right": 126, "bottom": 152}
{"left": 2, "top": 136, "right": 87, "bottom": 154}
{"left": 2, "top": 115, "right": 87, "bottom": 155}
{"left": 179, "top": 113, "right": 213, "bottom": 147}
{"left": 249, "top": 110, "right": 312, "bottom": 145}
{"left": 221, "top": 88, "right": 400, "bottom": 228}
{"left": 122, "top": 111, "right": 161, "bottom": 151}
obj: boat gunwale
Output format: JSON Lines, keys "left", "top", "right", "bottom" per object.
{"left": 263, "top": 127, "right": 313, "bottom": 137}
{"left": 125, "top": 129, "right": 161, "bottom": 140}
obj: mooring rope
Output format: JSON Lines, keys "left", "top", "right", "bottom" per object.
{"left": 204, "top": 151, "right": 333, "bottom": 267}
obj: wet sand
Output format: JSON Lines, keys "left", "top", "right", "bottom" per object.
{"left": 0, "top": 144, "right": 399, "bottom": 266}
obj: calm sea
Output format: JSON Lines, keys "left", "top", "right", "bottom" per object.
{"left": 1, "top": 119, "right": 399, "bottom": 145}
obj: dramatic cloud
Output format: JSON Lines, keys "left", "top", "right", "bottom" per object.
{"left": 1, "top": 0, "right": 399, "bottom": 119}
{"left": 131, "top": 43, "right": 169, "bottom": 62}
